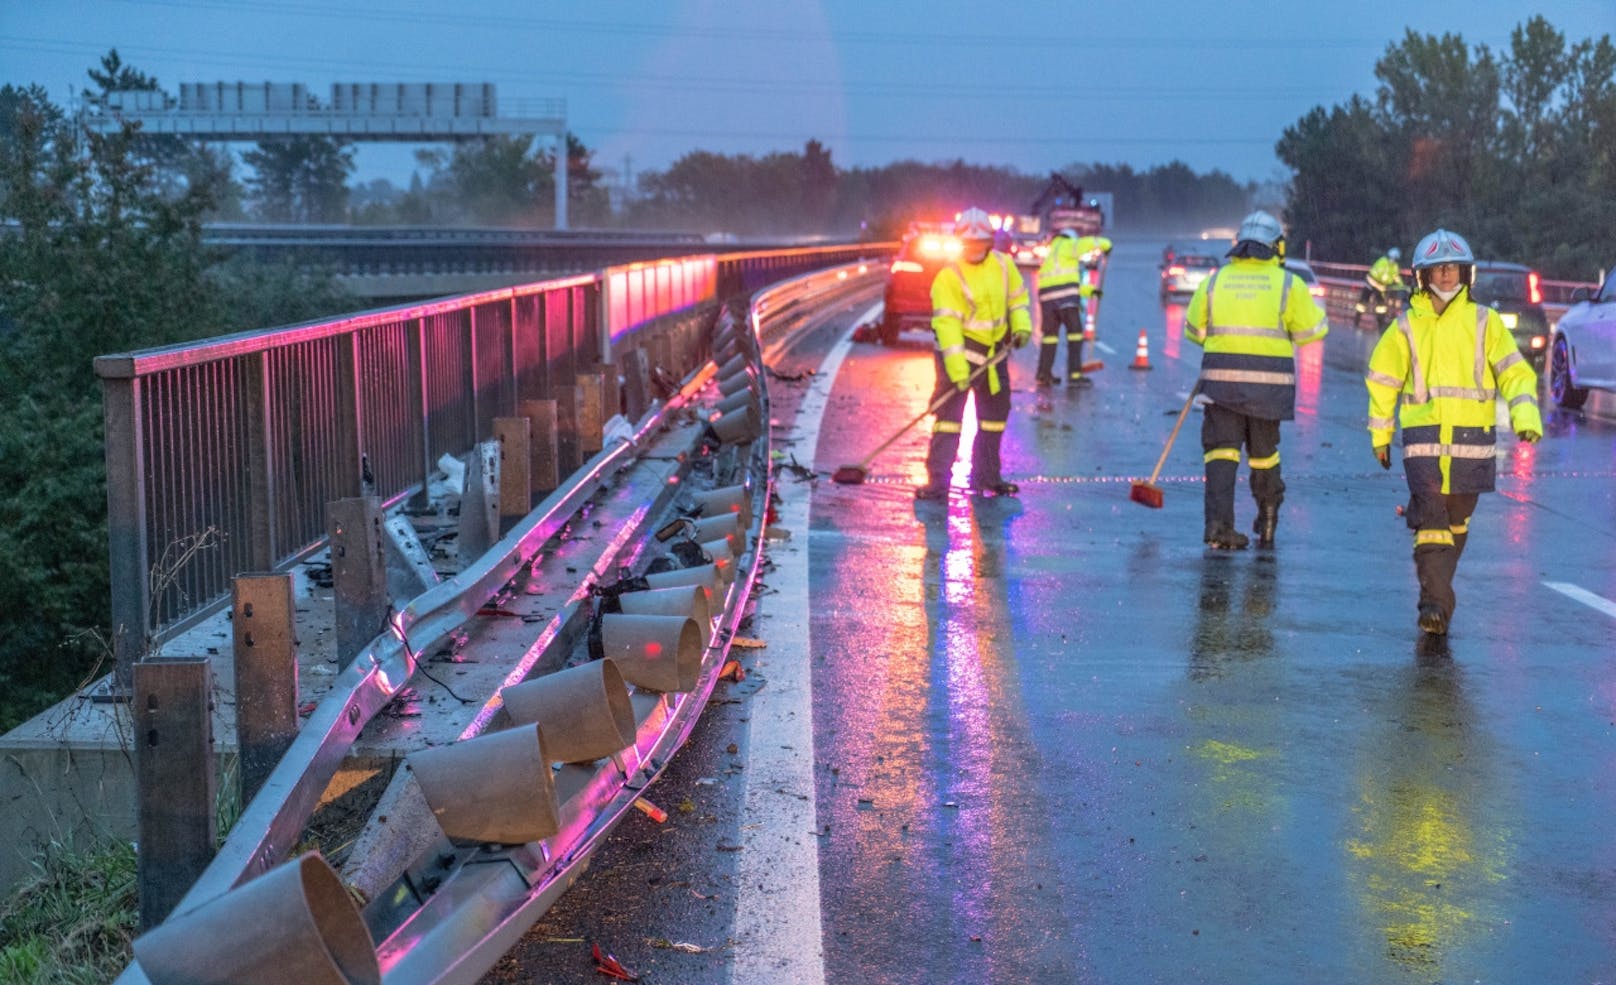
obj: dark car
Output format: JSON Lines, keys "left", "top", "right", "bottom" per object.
{"left": 1160, "top": 246, "right": 1220, "bottom": 302}
{"left": 1470, "top": 261, "right": 1550, "bottom": 369}
{"left": 879, "top": 224, "right": 960, "bottom": 344}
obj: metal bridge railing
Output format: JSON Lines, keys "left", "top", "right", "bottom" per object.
{"left": 95, "top": 242, "right": 892, "bottom": 694}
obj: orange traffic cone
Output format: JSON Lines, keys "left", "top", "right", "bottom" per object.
{"left": 1130, "top": 329, "right": 1153, "bottom": 371}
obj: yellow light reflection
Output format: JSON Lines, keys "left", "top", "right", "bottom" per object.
{"left": 1344, "top": 665, "right": 1505, "bottom": 975}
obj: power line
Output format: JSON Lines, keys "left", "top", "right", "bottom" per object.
{"left": 0, "top": 36, "right": 1350, "bottom": 103}
{"left": 98, "top": 0, "right": 1403, "bottom": 52}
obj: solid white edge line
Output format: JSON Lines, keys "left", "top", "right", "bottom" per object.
{"left": 730, "top": 304, "right": 874, "bottom": 985}
{"left": 1543, "top": 581, "right": 1616, "bottom": 620}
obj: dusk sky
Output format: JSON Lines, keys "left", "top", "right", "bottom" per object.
{"left": 4, "top": 0, "right": 1615, "bottom": 190}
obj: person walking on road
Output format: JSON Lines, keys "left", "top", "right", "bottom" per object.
{"left": 916, "top": 207, "right": 1033, "bottom": 500}
{"left": 1034, "top": 226, "right": 1100, "bottom": 388}
{"left": 1357, "top": 247, "right": 1406, "bottom": 325}
{"left": 1184, "top": 210, "right": 1329, "bottom": 550}
{"left": 1364, "top": 228, "right": 1542, "bottom": 636}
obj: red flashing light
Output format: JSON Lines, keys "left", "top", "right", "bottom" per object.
{"left": 1167, "top": 265, "right": 1187, "bottom": 276}
{"left": 1528, "top": 270, "right": 1542, "bottom": 305}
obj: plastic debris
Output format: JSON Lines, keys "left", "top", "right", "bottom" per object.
{"left": 647, "top": 938, "right": 709, "bottom": 953}
{"left": 633, "top": 798, "right": 668, "bottom": 823}
{"left": 591, "top": 942, "right": 640, "bottom": 981}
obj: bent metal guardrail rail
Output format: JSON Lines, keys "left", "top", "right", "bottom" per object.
{"left": 111, "top": 259, "right": 887, "bottom": 985}
{"left": 94, "top": 243, "right": 894, "bottom": 697}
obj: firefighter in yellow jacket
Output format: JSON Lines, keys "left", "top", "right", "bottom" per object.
{"left": 916, "top": 207, "right": 1033, "bottom": 500}
{"left": 1365, "top": 228, "right": 1542, "bottom": 636}
{"left": 1035, "top": 227, "right": 1103, "bottom": 387}
{"left": 1185, "top": 210, "right": 1328, "bottom": 550}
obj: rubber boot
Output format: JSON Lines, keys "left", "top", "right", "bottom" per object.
{"left": 1204, "top": 523, "right": 1249, "bottom": 551}
{"left": 1253, "top": 502, "right": 1279, "bottom": 549}
{"left": 915, "top": 478, "right": 948, "bottom": 501}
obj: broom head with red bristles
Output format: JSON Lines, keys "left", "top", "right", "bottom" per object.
{"left": 1128, "top": 481, "right": 1165, "bottom": 509}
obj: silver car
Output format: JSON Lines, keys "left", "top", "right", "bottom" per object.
{"left": 1548, "top": 268, "right": 1616, "bottom": 409}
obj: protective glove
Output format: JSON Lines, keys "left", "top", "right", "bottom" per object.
{"left": 1373, "top": 444, "right": 1391, "bottom": 470}
{"left": 1010, "top": 333, "right": 1029, "bottom": 350}
{"left": 1517, "top": 428, "right": 1541, "bottom": 444}
{"left": 954, "top": 378, "right": 969, "bottom": 393}
{"left": 1091, "top": 288, "right": 1104, "bottom": 299}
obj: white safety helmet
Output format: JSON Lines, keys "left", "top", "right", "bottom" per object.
{"left": 954, "top": 207, "right": 995, "bottom": 242}
{"left": 1058, "top": 226, "right": 1079, "bottom": 239}
{"left": 1234, "top": 210, "right": 1284, "bottom": 249}
{"left": 1411, "top": 228, "right": 1475, "bottom": 289}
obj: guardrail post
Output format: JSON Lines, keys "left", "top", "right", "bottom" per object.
{"left": 521, "top": 399, "right": 561, "bottom": 493}
{"left": 328, "top": 497, "right": 388, "bottom": 667}
{"left": 576, "top": 372, "right": 605, "bottom": 457}
{"left": 494, "top": 416, "right": 532, "bottom": 530}
{"left": 619, "top": 348, "right": 650, "bottom": 421}
{"left": 135, "top": 656, "right": 216, "bottom": 929}
{"left": 232, "top": 573, "right": 298, "bottom": 804}
{"left": 100, "top": 371, "right": 149, "bottom": 699}
{"left": 555, "top": 380, "right": 584, "bottom": 476}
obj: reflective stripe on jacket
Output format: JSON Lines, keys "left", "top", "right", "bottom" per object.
{"left": 1364, "top": 290, "right": 1542, "bottom": 494}
{"left": 931, "top": 251, "right": 1032, "bottom": 394}
{"left": 1036, "top": 236, "right": 1095, "bottom": 306}
{"left": 1184, "top": 257, "right": 1329, "bottom": 420}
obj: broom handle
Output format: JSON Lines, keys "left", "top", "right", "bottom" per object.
{"left": 856, "top": 348, "right": 1012, "bottom": 469}
{"left": 1147, "top": 386, "right": 1199, "bottom": 485}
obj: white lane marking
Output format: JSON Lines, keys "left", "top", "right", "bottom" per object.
{"left": 729, "top": 328, "right": 854, "bottom": 985}
{"left": 1095, "top": 340, "right": 1116, "bottom": 355}
{"left": 1543, "top": 581, "right": 1616, "bottom": 620}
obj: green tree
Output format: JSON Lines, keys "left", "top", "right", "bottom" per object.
{"left": 1276, "top": 97, "right": 1404, "bottom": 260}
{"left": 243, "top": 135, "right": 355, "bottom": 222}
{"left": 0, "top": 73, "right": 352, "bottom": 731}
{"left": 800, "top": 138, "right": 837, "bottom": 233}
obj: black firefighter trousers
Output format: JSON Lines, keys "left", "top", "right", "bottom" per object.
{"left": 925, "top": 352, "right": 1012, "bottom": 487}
{"left": 1201, "top": 403, "right": 1285, "bottom": 536}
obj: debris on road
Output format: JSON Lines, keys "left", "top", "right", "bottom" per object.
{"left": 591, "top": 942, "right": 640, "bottom": 981}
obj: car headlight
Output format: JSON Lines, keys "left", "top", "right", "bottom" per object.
{"left": 1500, "top": 312, "right": 1519, "bottom": 329}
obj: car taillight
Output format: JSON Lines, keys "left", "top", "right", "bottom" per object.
{"left": 1530, "top": 334, "right": 1546, "bottom": 350}
{"left": 1310, "top": 285, "right": 1325, "bottom": 298}
{"left": 890, "top": 260, "right": 925, "bottom": 274}
{"left": 1528, "top": 270, "right": 1542, "bottom": 305}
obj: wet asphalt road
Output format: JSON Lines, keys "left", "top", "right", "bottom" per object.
{"left": 488, "top": 236, "right": 1616, "bottom": 984}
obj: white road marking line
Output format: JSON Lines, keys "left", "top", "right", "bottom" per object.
{"left": 1543, "top": 581, "right": 1616, "bottom": 620}
{"left": 728, "top": 330, "right": 850, "bottom": 985}
{"left": 1095, "top": 340, "right": 1117, "bottom": 355}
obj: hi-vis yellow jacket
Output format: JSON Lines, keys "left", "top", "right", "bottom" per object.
{"left": 1036, "top": 235, "right": 1098, "bottom": 307}
{"left": 1365, "top": 289, "right": 1542, "bottom": 494}
{"left": 1184, "top": 257, "right": 1328, "bottom": 420}
{"left": 931, "top": 250, "right": 1032, "bottom": 394}
{"left": 1368, "top": 254, "right": 1404, "bottom": 290}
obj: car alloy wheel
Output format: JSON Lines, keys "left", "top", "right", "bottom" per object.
{"left": 1550, "top": 335, "right": 1589, "bottom": 410}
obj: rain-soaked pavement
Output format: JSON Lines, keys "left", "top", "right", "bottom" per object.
{"left": 487, "top": 236, "right": 1616, "bottom": 985}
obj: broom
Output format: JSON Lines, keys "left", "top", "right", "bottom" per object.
{"left": 832, "top": 349, "right": 1011, "bottom": 485}
{"left": 1129, "top": 386, "right": 1199, "bottom": 509}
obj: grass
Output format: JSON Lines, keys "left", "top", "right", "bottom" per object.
{"left": 0, "top": 839, "right": 137, "bottom": 985}
{"left": 0, "top": 758, "right": 242, "bottom": 984}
